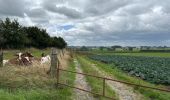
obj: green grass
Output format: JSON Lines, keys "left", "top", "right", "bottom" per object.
{"left": 110, "top": 52, "right": 170, "bottom": 57}
{"left": 77, "top": 56, "right": 118, "bottom": 100}
{"left": 0, "top": 54, "right": 76, "bottom": 100}
{"left": 91, "top": 51, "right": 170, "bottom": 58}
{"left": 3, "top": 48, "right": 51, "bottom": 59}
{"left": 84, "top": 56, "right": 170, "bottom": 100}
{"left": 0, "top": 88, "right": 72, "bottom": 100}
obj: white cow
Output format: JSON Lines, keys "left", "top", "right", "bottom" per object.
{"left": 40, "top": 55, "right": 51, "bottom": 65}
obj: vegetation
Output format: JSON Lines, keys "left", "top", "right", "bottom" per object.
{"left": 0, "top": 18, "right": 67, "bottom": 49}
{"left": 97, "top": 52, "right": 170, "bottom": 58}
{"left": 0, "top": 50, "right": 75, "bottom": 100}
{"left": 89, "top": 55, "right": 170, "bottom": 85}
{"left": 3, "top": 48, "right": 51, "bottom": 59}
{"left": 83, "top": 56, "right": 170, "bottom": 100}
{"left": 77, "top": 56, "right": 117, "bottom": 100}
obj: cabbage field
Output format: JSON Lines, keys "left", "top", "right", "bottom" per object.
{"left": 89, "top": 55, "right": 170, "bottom": 85}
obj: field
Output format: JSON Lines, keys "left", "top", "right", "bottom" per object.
{"left": 91, "top": 51, "right": 170, "bottom": 58}
{"left": 83, "top": 55, "right": 170, "bottom": 100}
{"left": 107, "top": 52, "right": 170, "bottom": 58}
{"left": 0, "top": 49, "right": 76, "bottom": 100}
{"left": 3, "top": 48, "right": 51, "bottom": 59}
{"left": 89, "top": 55, "right": 170, "bottom": 85}
{"left": 0, "top": 49, "right": 170, "bottom": 100}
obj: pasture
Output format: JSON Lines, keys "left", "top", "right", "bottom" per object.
{"left": 3, "top": 48, "right": 51, "bottom": 59}
{"left": 0, "top": 48, "right": 76, "bottom": 100}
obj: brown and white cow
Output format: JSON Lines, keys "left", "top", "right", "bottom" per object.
{"left": 8, "top": 52, "right": 34, "bottom": 66}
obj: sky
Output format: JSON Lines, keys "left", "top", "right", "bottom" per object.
{"left": 0, "top": 0, "right": 170, "bottom": 46}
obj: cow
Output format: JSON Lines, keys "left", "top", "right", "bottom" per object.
{"left": 40, "top": 53, "right": 51, "bottom": 65}
{"left": 11, "top": 52, "right": 34, "bottom": 66}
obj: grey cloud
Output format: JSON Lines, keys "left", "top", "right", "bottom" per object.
{"left": 26, "top": 8, "right": 49, "bottom": 24}
{"left": 0, "top": 0, "right": 26, "bottom": 17}
{"left": 84, "top": 0, "right": 130, "bottom": 16}
{"left": 0, "top": 0, "right": 170, "bottom": 46}
{"left": 26, "top": 8, "right": 47, "bottom": 18}
{"left": 43, "top": 0, "right": 83, "bottom": 19}
{"left": 53, "top": 6, "right": 82, "bottom": 19}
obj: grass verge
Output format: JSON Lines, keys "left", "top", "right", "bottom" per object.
{"left": 77, "top": 56, "right": 118, "bottom": 100}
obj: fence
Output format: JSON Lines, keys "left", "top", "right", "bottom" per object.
{"left": 50, "top": 49, "right": 170, "bottom": 100}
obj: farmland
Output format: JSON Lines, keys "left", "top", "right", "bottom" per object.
{"left": 83, "top": 55, "right": 170, "bottom": 100}
{"left": 91, "top": 51, "right": 170, "bottom": 58}
{"left": 112, "top": 52, "right": 170, "bottom": 57}
{"left": 1, "top": 49, "right": 170, "bottom": 100}
{"left": 89, "top": 54, "right": 170, "bottom": 85}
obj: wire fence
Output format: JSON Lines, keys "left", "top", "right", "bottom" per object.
{"left": 56, "top": 68, "right": 170, "bottom": 100}
{"left": 50, "top": 49, "right": 170, "bottom": 100}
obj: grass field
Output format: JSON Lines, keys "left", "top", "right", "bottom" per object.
{"left": 3, "top": 48, "right": 51, "bottom": 59}
{"left": 0, "top": 49, "right": 76, "bottom": 100}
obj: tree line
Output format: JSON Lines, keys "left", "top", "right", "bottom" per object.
{"left": 0, "top": 18, "right": 67, "bottom": 49}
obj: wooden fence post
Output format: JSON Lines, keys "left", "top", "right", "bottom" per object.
{"left": 0, "top": 50, "right": 3, "bottom": 67}
{"left": 59, "top": 50, "right": 62, "bottom": 59}
{"left": 62, "top": 49, "right": 64, "bottom": 56}
{"left": 50, "top": 48, "right": 58, "bottom": 78}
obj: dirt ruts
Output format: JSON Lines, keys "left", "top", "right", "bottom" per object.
{"left": 73, "top": 59, "right": 95, "bottom": 100}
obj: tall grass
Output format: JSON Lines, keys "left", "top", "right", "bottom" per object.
{"left": 0, "top": 51, "right": 76, "bottom": 100}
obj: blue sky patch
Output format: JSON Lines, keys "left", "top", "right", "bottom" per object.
{"left": 59, "top": 25, "right": 74, "bottom": 30}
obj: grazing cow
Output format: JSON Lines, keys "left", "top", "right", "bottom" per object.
{"left": 40, "top": 53, "right": 51, "bottom": 65}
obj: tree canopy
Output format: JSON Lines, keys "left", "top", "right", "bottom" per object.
{"left": 0, "top": 18, "right": 67, "bottom": 49}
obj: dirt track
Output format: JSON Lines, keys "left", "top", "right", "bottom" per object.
{"left": 73, "top": 59, "right": 95, "bottom": 100}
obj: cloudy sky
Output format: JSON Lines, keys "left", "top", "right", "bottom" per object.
{"left": 0, "top": 0, "right": 170, "bottom": 46}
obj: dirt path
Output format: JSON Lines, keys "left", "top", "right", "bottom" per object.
{"left": 73, "top": 59, "right": 95, "bottom": 100}
{"left": 91, "top": 64, "right": 145, "bottom": 100}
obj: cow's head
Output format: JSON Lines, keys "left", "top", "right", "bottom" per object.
{"left": 15, "top": 52, "right": 23, "bottom": 60}
{"left": 15, "top": 52, "right": 34, "bottom": 60}
{"left": 23, "top": 52, "right": 34, "bottom": 58}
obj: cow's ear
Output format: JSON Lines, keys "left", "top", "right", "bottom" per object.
{"left": 41, "top": 53, "right": 45, "bottom": 57}
{"left": 28, "top": 53, "right": 34, "bottom": 57}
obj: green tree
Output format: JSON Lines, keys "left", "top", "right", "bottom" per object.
{"left": 0, "top": 18, "right": 28, "bottom": 49}
{"left": 0, "top": 18, "right": 67, "bottom": 49}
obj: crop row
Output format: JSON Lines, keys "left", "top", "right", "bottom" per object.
{"left": 89, "top": 55, "right": 170, "bottom": 85}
